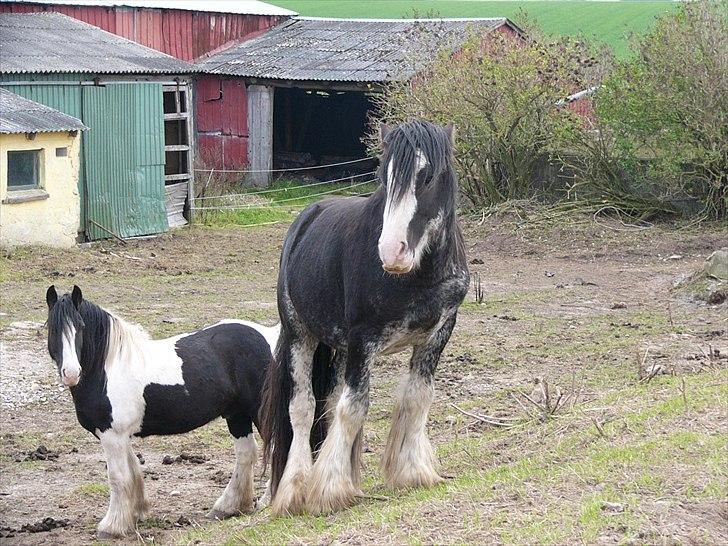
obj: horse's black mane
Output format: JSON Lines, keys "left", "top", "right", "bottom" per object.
{"left": 377, "top": 119, "right": 455, "bottom": 204}
{"left": 49, "top": 294, "right": 111, "bottom": 373}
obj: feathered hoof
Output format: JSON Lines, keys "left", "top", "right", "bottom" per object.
{"left": 206, "top": 508, "right": 236, "bottom": 521}
{"left": 305, "top": 474, "right": 361, "bottom": 515}
{"left": 270, "top": 476, "right": 308, "bottom": 517}
{"left": 385, "top": 466, "right": 444, "bottom": 490}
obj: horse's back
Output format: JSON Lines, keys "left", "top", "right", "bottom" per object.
{"left": 137, "top": 322, "right": 272, "bottom": 436}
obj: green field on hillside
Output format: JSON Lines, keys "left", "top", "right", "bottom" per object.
{"left": 270, "top": 1, "right": 679, "bottom": 57}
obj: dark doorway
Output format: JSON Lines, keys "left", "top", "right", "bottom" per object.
{"left": 273, "top": 87, "right": 376, "bottom": 176}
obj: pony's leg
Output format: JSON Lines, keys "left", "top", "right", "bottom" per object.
{"left": 271, "top": 335, "right": 317, "bottom": 516}
{"left": 307, "top": 342, "right": 371, "bottom": 514}
{"left": 124, "top": 442, "right": 148, "bottom": 518}
{"left": 383, "top": 315, "right": 457, "bottom": 489}
{"left": 97, "top": 430, "right": 139, "bottom": 538}
{"left": 209, "top": 415, "right": 257, "bottom": 519}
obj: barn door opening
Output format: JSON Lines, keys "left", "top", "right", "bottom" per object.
{"left": 163, "top": 84, "right": 192, "bottom": 226}
{"left": 272, "top": 87, "right": 376, "bottom": 178}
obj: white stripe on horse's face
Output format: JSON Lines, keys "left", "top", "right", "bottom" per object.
{"left": 378, "top": 151, "right": 427, "bottom": 274}
{"left": 61, "top": 322, "right": 81, "bottom": 387}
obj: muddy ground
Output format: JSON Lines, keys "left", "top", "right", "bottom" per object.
{"left": 0, "top": 216, "right": 726, "bottom": 545}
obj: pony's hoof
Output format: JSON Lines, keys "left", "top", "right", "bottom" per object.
{"left": 96, "top": 530, "right": 123, "bottom": 540}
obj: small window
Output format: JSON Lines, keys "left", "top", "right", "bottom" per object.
{"left": 7, "top": 150, "right": 41, "bottom": 190}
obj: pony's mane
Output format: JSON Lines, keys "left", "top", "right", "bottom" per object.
{"left": 49, "top": 294, "right": 150, "bottom": 373}
{"left": 377, "top": 120, "right": 455, "bottom": 204}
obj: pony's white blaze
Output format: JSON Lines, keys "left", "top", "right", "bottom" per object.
{"left": 60, "top": 323, "right": 81, "bottom": 386}
{"left": 379, "top": 152, "right": 428, "bottom": 273}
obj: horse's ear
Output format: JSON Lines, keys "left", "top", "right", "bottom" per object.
{"left": 379, "top": 123, "right": 392, "bottom": 145}
{"left": 444, "top": 123, "right": 456, "bottom": 145}
{"left": 71, "top": 285, "right": 83, "bottom": 310}
{"left": 46, "top": 285, "right": 58, "bottom": 308}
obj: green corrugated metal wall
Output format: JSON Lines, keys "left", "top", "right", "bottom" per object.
{"left": 82, "top": 84, "right": 167, "bottom": 240}
{"left": 0, "top": 74, "right": 169, "bottom": 240}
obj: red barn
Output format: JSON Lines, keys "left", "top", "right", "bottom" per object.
{"left": 0, "top": 0, "right": 296, "bottom": 176}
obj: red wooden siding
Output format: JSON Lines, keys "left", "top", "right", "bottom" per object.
{"left": 0, "top": 2, "right": 283, "bottom": 60}
{"left": 196, "top": 75, "right": 249, "bottom": 170}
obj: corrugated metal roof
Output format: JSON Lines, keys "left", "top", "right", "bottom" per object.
{"left": 0, "top": 0, "right": 296, "bottom": 16}
{"left": 0, "top": 12, "right": 196, "bottom": 74}
{"left": 198, "top": 17, "right": 518, "bottom": 83}
{"left": 0, "top": 87, "right": 87, "bottom": 133}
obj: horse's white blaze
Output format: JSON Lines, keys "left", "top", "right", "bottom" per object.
{"left": 378, "top": 152, "right": 427, "bottom": 272}
{"left": 215, "top": 320, "right": 281, "bottom": 352}
{"left": 60, "top": 323, "right": 81, "bottom": 386}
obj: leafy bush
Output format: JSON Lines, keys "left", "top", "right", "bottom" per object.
{"left": 570, "top": 0, "right": 727, "bottom": 219}
{"left": 373, "top": 26, "right": 599, "bottom": 208}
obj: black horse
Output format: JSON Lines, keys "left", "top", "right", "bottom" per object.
{"left": 260, "top": 120, "right": 469, "bottom": 515}
{"left": 45, "top": 286, "right": 278, "bottom": 538}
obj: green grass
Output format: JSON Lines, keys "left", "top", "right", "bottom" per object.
{"left": 73, "top": 482, "right": 110, "bottom": 497}
{"left": 199, "top": 179, "right": 377, "bottom": 227}
{"left": 270, "top": 1, "right": 679, "bottom": 57}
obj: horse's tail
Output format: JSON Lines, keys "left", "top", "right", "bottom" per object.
{"left": 260, "top": 331, "right": 292, "bottom": 498}
{"left": 311, "top": 343, "right": 336, "bottom": 456}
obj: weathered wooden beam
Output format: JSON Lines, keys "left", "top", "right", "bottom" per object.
{"left": 247, "top": 84, "right": 274, "bottom": 188}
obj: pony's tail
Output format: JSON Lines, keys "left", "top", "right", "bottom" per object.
{"left": 311, "top": 343, "right": 336, "bottom": 456}
{"left": 260, "top": 333, "right": 294, "bottom": 498}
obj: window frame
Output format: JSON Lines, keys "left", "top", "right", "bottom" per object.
{"left": 6, "top": 148, "right": 43, "bottom": 191}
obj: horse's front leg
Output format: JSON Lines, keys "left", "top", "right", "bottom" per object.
{"left": 383, "top": 314, "right": 457, "bottom": 489}
{"left": 306, "top": 341, "right": 372, "bottom": 514}
{"left": 97, "top": 430, "right": 145, "bottom": 538}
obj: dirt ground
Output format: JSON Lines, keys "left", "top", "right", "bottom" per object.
{"left": 0, "top": 215, "right": 726, "bottom": 545}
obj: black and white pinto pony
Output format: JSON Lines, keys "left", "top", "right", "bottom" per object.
{"left": 45, "top": 285, "right": 279, "bottom": 538}
{"left": 260, "top": 120, "right": 469, "bottom": 515}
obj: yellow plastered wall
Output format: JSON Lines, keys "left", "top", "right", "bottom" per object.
{"left": 0, "top": 132, "right": 81, "bottom": 248}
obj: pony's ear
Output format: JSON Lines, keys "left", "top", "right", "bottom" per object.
{"left": 71, "top": 285, "right": 83, "bottom": 310}
{"left": 46, "top": 285, "right": 58, "bottom": 308}
{"left": 379, "top": 123, "right": 392, "bottom": 145}
{"left": 444, "top": 123, "right": 456, "bottom": 145}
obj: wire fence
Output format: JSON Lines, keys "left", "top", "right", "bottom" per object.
{"left": 194, "top": 171, "right": 377, "bottom": 201}
{"left": 194, "top": 156, "right": 375, "bottom": 174}
{"left": 191, "top": 179, "right": 377, "bottom": 211}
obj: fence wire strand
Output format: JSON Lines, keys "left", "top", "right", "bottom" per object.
{"left": 192, "top": 179, "right": 377, "bottom": 211}
{"left": 194, "top": 156, "right": 374, "bottom": 174}
{"left": 195, "top": 171, "right": 377, "bottom": 201}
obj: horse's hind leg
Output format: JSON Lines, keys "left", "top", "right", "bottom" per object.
{"left": 383, "top": 315, "right": 457, "bottom": 489}
{"left": 97, "top": 430, "right": 142, "bottom": 538}
{"left": 209, "top": 415, "right": 257, "bottom": 519}
{"left": 271, "top": 332, "right": 317, "bottom": 516}
{"left": 307, "top": 341, "right": 372, "bottom": 514}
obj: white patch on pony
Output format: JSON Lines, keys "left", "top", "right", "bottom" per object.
{"left": 60, "top": 322, "right": 81, "bottom": 386}
{"left": 378, "top": 151, "right": 428, "bottom": 272}
{"left": 215, "top": 320, "right": 281, "bottom": 353}
{"left": 211, "top": 433, "right": 257, "bottom": 516}
{"left": 97, "top": 429, "right": 146, "bottom": 537}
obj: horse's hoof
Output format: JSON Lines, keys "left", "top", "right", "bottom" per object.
{"left": 206, "top": 509, "right": 236, "bottom": 521}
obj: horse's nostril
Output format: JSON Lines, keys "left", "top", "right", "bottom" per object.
{"left": 397, "top": 242, "right": 408, "bottom": 259}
